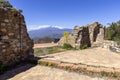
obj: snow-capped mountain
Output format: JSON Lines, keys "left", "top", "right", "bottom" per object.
{"left": 28, "top": 25, "right": 64, "bottom": 31}
{"left": 28, "top": 25, "right": 72, "bottom": 39}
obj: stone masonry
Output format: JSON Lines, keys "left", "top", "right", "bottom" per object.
{"left": 0, "top": 7, "right": 34, "bottom": 66}
{"left": 59, "top": 22, "right": 105, "bottom": 48}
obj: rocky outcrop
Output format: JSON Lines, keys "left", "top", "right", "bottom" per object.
{"left": 0, "top": 5, "right": 33, "bottom": 66}
{"left": 59, "top": 22, "right": 105, "bottom": 48}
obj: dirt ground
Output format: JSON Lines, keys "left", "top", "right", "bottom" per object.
{"left": 34, "top": 43, "right": 58, "bottom": 48}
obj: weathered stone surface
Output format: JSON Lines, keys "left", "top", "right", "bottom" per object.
{"left": 0, "top": 0, "right": 12, "bottom": 8}
{"left": 58, "top": 22, "right": 105, "bottom": 48}
{"left": 0, "top": 6, "right": 34, "bottom": 66}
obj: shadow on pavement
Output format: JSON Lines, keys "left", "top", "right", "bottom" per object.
{"left": 0, "top": 56, "right": 54, "bottom": 80}
{"left": 0, "top": 57, "right": 41, "bottom": 80}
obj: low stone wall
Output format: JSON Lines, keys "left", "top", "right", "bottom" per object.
{"left": 102, "top": 40, "right": 120, "bottom": 53}
{"left": 0, "top": 7, "right": 33, "bottom": 66}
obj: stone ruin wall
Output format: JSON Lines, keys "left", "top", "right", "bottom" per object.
{"left": 58, "top": 22, "right": 105, "bottom": 48}
{"left": 0, "top": 7, "right": 34, "bottom": 66}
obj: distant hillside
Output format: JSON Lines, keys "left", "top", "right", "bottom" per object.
{"left": 28, "top": 26, "right": 72, "bottom": 39}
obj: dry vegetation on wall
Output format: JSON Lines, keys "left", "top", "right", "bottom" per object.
{"left": 0, "top": 0, "right": 12, "bottom": 8}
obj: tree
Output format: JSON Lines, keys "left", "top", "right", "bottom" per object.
{"left": 105, "top": 27, "right": 115, "bottom": 40}
{"left": 105, "top": 20, "right": 120, "bottom": 44}
{"left": 63, "top": 31, "right": 69, "bottom": 43}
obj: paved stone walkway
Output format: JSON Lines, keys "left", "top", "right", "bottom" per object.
{"left": 1, "top": 65, "right": 114, "bottom": 80}
{"left": 42, "top": 47, "right": 120, "bottom": 68}
{"left": 0, "top": 47, "right": 120, "bottom": 80}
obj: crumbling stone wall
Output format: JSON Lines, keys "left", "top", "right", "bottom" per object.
{"left": 0, "top": 7, "right": 34, "bottom": 66}
{"left": 59, "top": 22, "right": 105, "bottom": 48}
{"left": 0, "top": 0, "right": 12, "bottom": 8}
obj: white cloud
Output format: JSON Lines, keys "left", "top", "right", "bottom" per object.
{"left": 27, "top": 25, "right": 64, "bottom": 31}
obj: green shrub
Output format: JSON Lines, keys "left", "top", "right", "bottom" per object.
{"left": 80, "top": 44, "right": 88, "bottom": 49}
{"left": 0, "top": 61, "right": 6, "bottom": 74}
{"left": 105, "top": 20, "right": 120, "bottom": 44}
{"left": 62, "top": 43, "right": 73, "bottom": 50}
{"left": 10, "top": 8, "right": 16, "bottom": 12}
{"left": 101, "top": 71, "right": 109, "bottom": 76}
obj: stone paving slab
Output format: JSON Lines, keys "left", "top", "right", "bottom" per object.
{"left": 0, "top": 47, "right": 120, "bottom": 80}
{"left": 1, "top": 64, "right": 116, "bottom": 80}
{"left": 41, "top": 47, "right": 120, "bottom": 68}
{"left": 38, "top": 59, "right": 120, "bottom": 77}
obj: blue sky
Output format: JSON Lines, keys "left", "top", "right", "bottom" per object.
{"left": 9, "top": 0, "right": 120, "bottom": 30}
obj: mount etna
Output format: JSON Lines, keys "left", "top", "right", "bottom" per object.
{"left": 28, "top": 26, "right": 72, "bottom": 39}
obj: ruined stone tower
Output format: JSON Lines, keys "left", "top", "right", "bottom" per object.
{"left": 59, "top": 22, "right": 105, "bottom": 48}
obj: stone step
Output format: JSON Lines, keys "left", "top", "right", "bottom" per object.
{"left": 35, "top": 59, "right": 120, "bottom": 78}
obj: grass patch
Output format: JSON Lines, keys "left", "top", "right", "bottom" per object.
{"left": 101, "top": 71, "right": 109, "bottom": 76}
{"left": 34, "top": 46, "right": 66, "bottom": 56}
{"left": 62, "top": 43, "right": 73, "bottom": 50}
{"left": 80, "top": 44, "right": 88, "bottom": 50}
{"left": 0, "top": 61, "right": 6, "bottom": 74}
